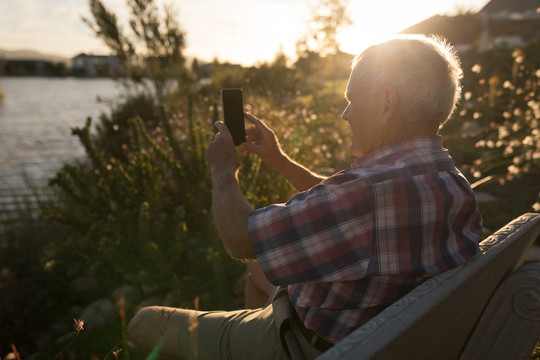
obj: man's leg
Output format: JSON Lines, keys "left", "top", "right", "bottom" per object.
{"left": 128, "top": 306, "right": 201, "bottom": 359}
{"left": 245, "top": 259, "right": 276, "bottom": 309}
{"left": 128, "top": 304, "right": 290, "bottom": 360}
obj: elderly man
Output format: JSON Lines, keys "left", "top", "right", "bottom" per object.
{"left": 128, "top": 35, "right": 482, "bottom": 359}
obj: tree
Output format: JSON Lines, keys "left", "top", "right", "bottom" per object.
{"left": 296, "top": 0, "right": 353, "bottom": 56}
{"left": 83, "top": 0, "right": 188, "bottom": 101}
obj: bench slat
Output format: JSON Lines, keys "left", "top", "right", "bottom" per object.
{"left": 460, "top": 262, "right": 540, "bottom": 360}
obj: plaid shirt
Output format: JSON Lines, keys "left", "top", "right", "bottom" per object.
{"left": 248, "top": 136, "right": 482, "bottom": 342}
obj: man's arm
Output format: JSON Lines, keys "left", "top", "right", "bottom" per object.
{"left": 240, "top": 113, "right": 325, "bottom": 192}
{"left": 206, "top": 122, "right": 256, "bottom": 259}
{"left": 266, "top": 151, "right": 325, "bottom": 192}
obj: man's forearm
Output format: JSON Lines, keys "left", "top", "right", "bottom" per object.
{"left": 270, "top": 152, "right": 326, "bottom": 192}
{"left": 211, "top": 169, "right": 256, "bottom": 259}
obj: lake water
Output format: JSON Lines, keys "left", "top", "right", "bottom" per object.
{"left": 0, "top": 77, "right": 122, "bottom": 210}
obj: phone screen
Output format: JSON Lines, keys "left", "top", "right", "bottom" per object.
{"left": 221, "top": 88, "right": 246, "bottom": 146}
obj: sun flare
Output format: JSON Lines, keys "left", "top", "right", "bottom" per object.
{"left": 337, "top": 0, "right": 449, "bottom": 55}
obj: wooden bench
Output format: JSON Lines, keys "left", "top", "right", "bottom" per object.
{"left": 318, "top": 213, "right": 540, "bottom": 360}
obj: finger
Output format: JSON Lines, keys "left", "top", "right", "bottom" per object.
{"left": 239, "top": 141, "right": 258, "bottom": 153}
{"left": 214, "top": 121, "right": 231, "bottom": 135}
{"left": 244, "top": 113, "right": 266, "bottom": 129}
{"left": 246, "top": 137, "right": 261, "bottom": 144}
{"left": 245, "top": 132, "right": 257, "bottom": 140}
{"left": 245, "top": 124, "right": 257, "bottom": 135}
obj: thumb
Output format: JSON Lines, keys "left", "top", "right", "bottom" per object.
{"left": 214, "top": 121, "right": 229, "bottom": 133}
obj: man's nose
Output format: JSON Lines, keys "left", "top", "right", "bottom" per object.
{"left": 341, "top": 104, "right": 350, "bottom": 121}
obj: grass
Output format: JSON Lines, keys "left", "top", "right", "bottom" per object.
{"left": 532, "top": 340, "right": 540, "bottom": 360}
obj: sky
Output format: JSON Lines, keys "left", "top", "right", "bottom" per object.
{"left": 0, "top": 0, "right": 491, "bottom": 66}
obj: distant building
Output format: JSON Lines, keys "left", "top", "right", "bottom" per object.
{"left": 70, "top": 53, "right": 121, "bottom": 77}
{"left": 1, "top": 59, "right": 47, "bottom": 76}
{"left": 400, "top": 0, "right": 540, "bottom": 51}
{"left": 477, "top": 0, "right": 540, "bottom": 50}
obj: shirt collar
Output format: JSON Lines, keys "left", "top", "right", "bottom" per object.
{"left": 351, "top": 136, "right": 444, "bottom": 168}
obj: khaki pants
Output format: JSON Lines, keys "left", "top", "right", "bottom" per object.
{"left": 128, "top": 287, "right": 323, "bottom": 360}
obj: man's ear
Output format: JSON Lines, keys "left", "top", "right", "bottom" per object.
{"left": 379, "top": 85, "right": 398, "bottom": 125}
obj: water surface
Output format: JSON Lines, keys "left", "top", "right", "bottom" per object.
{"left": 0, "top": 76, "right": 122, "bottom": 208}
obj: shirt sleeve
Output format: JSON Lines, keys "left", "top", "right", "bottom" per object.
{"left": 248, "top": 173, "right": 373, "bottom": 286}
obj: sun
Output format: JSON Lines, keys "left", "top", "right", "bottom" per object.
{"left": 337, "top": 0, "right": 444, "bottom": 55}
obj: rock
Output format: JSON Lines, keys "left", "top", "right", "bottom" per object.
{"left": 111, "top": 285, "right": 141, "bottom": 303}
{"left": 79, "top": 298, "right": 116, "bottom": 330}
{"left": 137, "top": 297, "right": 163, "bottom": 308}
{"left": 163, "top": 291, "right": 179, "bottom": 307}
{"left": 141, "top": 282, "right": 159, "bottom": 294}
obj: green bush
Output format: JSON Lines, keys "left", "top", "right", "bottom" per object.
{"left": 0, "top": 196, "right": 77, "bottom": 355}
{"left": 46, "top": 99, "right": 245, "bottom": 306}
{"left": 441, "top": 45, "right": 540, "bottom": 232}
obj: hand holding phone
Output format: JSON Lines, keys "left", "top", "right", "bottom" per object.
{"left": 221, "top": 88, "right": 246, "bottom": 146}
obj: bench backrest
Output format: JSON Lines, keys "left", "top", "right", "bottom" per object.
{"left": 318, "top": 213, "right": 540, "bottom": 360}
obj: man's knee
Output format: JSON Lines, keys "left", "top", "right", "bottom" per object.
{"left": 128, "top": 306, "right": 192, "bottom": 357}
{"left": 128, "top": 306, "right": 162, "bottom": 352}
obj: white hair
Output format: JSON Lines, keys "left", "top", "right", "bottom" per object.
{"left": 350, "top": 35, "right": 463, "bottom": 127}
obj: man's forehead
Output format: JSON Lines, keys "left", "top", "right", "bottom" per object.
{"left": 344, "top": 82, "right": 352, "bottom": 100}
{"left": 345, "top": 74, "right": 366, "bottom": 100}
{"left": 345, "top": 70, "right": 358, "bottom": 98}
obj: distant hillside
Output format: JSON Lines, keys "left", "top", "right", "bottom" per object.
{"left": 0, "top": 48, "right": 69, "bottom": 64}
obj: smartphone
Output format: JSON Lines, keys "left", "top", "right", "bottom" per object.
{"left": 220, "top": 88, "right": 246, "bottom": 146}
